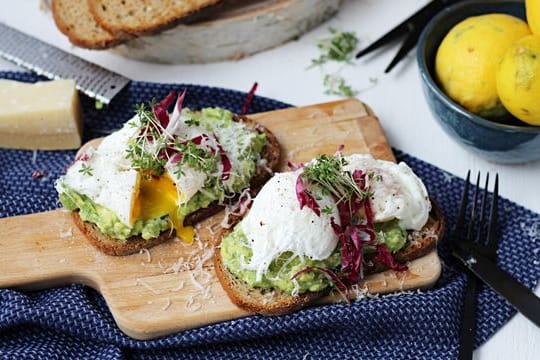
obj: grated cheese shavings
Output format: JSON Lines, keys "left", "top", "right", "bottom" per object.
{"left": 171, "top": 280, "right": 185, "bottom": 292}
{"left": 59, "top": 228, "right": 73, "bottom": 239}
{"left": 135, "top": 278, "right": 162, "bottom": 295}
{"left": 139, "top": 248, "right": 151, "bottom": 263}
{"left": 161, "top": 297, "right": 171, "bottom": 311}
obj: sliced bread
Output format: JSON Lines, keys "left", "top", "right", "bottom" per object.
{"left": 52, "top": 0, "right": 129, "bottom": 49}
{"left": 88, "top": 0, "right": 223, "bottom": 36}
{"left": 214, "top": 203, "right": 445, "bottom": 315}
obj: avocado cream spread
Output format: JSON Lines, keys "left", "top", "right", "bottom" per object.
{"left": 221, "top": 225, "right": 342, "bottom": 295}
{"left": 59, "top": 187, "right": 169, "bottom": 240}
{"left": 221, "top": 220, "right": 407, "bottom": 295}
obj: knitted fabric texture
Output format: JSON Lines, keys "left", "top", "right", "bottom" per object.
{"left": 0, "top": 72, "right": 538, "bottom": 359}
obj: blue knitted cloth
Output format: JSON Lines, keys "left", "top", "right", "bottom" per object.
{"left": 0, "top": 72, "right": 538, "bottom": 359}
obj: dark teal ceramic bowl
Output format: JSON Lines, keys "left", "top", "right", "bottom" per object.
{"left": 417, "top": 0, "right": 540, "bottom": 164}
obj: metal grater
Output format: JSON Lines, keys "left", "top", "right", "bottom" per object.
{"left": 0, "top": 22, "right": 130, "bottom": 104}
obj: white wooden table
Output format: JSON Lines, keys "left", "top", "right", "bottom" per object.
{"left": 0, "top": 0, "right": 538, "bottom": 358}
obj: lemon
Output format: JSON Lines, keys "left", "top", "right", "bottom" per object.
{"left": 497, "top": 35, "right": 540, "bottom": 125}
{"left": 526, "top": 0, "right": 540, "bottom": 34}
{"left": 435, "top": 14, "right": 530, "bottom": 117}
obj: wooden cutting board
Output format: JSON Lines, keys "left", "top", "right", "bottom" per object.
{"left": 0, "top": 99, "right": 441, "bottom": 340}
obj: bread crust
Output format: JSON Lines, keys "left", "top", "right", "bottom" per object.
{"left": 213, "top": 226, "right": 324, "bottom": 316}
{"left": 72, "top": 211, "right": 174, "bottom": 256}
{"left": 214, "top": 200, "right": 445, "bottom": 315}
{"left": 72, "top": 114, "right": 280, "bottom": 255}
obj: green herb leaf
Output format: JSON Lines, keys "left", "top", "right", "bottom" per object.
{"left": 323, "top": 74, "right": 358, "bottom": 98}
{"left": 312, "top": 28, "right": 359, "bottom": 66}
{"left": 78, "top": 163, "right": 93, "bottom": 176}
{"left": 173, "top": 139, "right": 219, "bottom": 177}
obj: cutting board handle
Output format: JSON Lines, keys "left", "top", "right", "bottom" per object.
{"left": 0, "top": 210, "right": 101, "bottom": 290}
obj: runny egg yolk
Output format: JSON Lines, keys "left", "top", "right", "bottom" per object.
{"left": 131, "top": 173, "right": 195, "bottom": 244}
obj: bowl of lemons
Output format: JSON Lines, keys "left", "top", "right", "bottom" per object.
{"left": 417, "top": 0, "right": 540, "bottom": 163}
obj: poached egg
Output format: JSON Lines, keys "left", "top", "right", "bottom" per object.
{"left": 57, "top": 116, "right": 196, "bottom": 242}
{"left": 342, "top": 154, "right": 431, "bottom": 230}
{"left": 240, "top": 171, "right": 340, "bottom": 281}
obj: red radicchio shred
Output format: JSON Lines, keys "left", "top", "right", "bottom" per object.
{"left": 375, "top": 244, "right": 408, "bottom": 271}
{"left": 352, "top": 169, "right": 366, "bottom": 189}
{"left": 190, "top": 135, "right": 204, "bottom": 145}
{"left": 214, "top": 136, "right": 231, "bottom": 180}
{"left": 77, "top": 153, "right": 90, "bottom": 162}
{"left": 238, "top": 190, "right": 253, "bottom": 216}
{"left": 364, "top": 197, "right": 374, "bottom": 228}
{"left": 32, "top": 170, "right": 44, "bottom": 180}
{"left": 347, "top": 228, "right": 363, "bottom": 283}
{"left": 336, "top": 144, "right": 345, "bottom": 155}
{"left": 170, "top": 153, "right": 183, "bottom": 164}
{"left": 287, "top": 161, "right": 305, "bottom": 171}
{"left": 175, "top": 88, "right": 187, "bottom": 114}
{"left": 153, "top": 90, "right": 176, "bottom": 128}
{"left": 295, "top": 175, "right": 321, "bottom": 216}
{"left": 291, "top": 266, "right": 347, "bottom": 293}
{"left": 241, "top": 82, "right": 258, "bottom": 115}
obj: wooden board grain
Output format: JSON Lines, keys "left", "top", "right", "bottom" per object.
{"left": 0, "top": 99, "right": 441, "bottom": 339}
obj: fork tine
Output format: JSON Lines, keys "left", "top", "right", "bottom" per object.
{"left": 466, "top": 172, "right": 481, "bottom": 240}
{"left": 475, "top": 173, "right": 490, "bottom": 243}
{"left": 454, "top": 170, "right": 471, "bottom": 235}
{"left": 485, "top": 174, "right": 499, "bottom": 257}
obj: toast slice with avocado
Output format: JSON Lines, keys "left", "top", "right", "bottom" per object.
{"left": 57, "top": 97, "right": 281, "bottom": 256}
{"left": 214, "top": 205, "right": 444, "bottom": 315}
{"left": 71, "top": 115, "right": 280, "bottom": 256}
{"left": 213, "top": 153, "right": 444, "bottom": 315}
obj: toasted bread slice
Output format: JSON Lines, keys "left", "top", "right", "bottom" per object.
{"left": 213, "top": 239, "right": 324, "bottom": 316}
{"left": 88, "top": 0, "right": 223, "bottom": 36}
{"left": 214, "top": 202, "right": 445, "bottom": 315}
{"left": 72, "top": 115, "right": 280, "bottom": 256}
{"left": 52, "top": 0, "right": 129, "bottom": 49}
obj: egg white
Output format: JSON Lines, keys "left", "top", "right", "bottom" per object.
{"left": 57, "top": 118, "right": 141, "bottom": 227}
{"left": 342, "top": 154, "right": 431, "bottom": 230}
{"left": 240, "top": 171, "right": 340, "bottom": 281}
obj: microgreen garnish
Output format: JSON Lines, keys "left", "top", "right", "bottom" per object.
{"left": 309, "top": 28, "right": 360, "bottom": 98}
{"left": 301, "top": 154, "right": 368, "bottom": 203}
{"left": 323, "top": 74, "right": 358, "bottom": 98}
{"left": 79, "top": 163, "right": 93, "bottom": 176}
{"left": 172, "top": 138, "right": 218, "bottom": 176}
{"left": 311, "top": 28, "right": 358, "bottom": 66}
{"left": 125, "top": 102, "right": 169, "bottom": 176}
{"left": 321, "top": 205, "right": 333, "bottom": 215}
{"left": 184, "top": 118, "right": 200, "bottom": 127}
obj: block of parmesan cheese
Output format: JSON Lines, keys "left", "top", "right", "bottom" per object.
{"left": 0, "top": 79, "right": 82, "bottom": 150}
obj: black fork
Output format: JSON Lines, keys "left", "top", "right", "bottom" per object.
{"left": 453, "top": 171, "right": 498, "bottom": 360}
{"left": 451, "top": 172, "right": 540, "bottom": 357}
